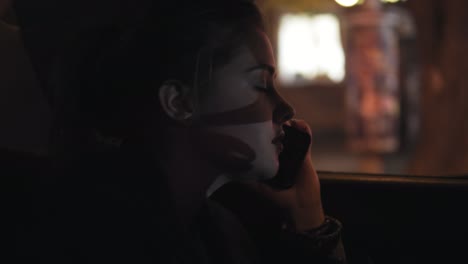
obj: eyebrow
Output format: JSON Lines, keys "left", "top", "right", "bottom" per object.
{"left": 246, "top": 64, "right": 276, "bottom": 76}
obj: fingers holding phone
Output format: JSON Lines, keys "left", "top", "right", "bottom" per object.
{"left": 265, "top": 119, "right": 312, "bottom": 190}
{"left": 249, "top": 119, "right": 325, "bottom": 230}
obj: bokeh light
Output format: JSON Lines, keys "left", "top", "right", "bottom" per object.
{"left": 335, "top": 0, "right": 360, "bottom": 7}
{"left": 278, "top": 14, "right": 345, "bottom": 84}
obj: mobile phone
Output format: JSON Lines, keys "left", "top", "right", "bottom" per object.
{"left": 264, "top": 124, "right": 311, "bottom": 190}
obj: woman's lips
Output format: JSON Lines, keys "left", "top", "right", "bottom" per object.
{"left": 272, "top": 131, "right": 285, "bottom": 144}
{"left": 272, "top": 131, "right": 285, "bottom": 153}
{"left": 274, "top": 142, "right": 284, "bottom": 154}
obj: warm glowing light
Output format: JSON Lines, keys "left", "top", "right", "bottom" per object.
{"left": 278, "top": 14, "right": 345, "bottom": 84}
{"left": 335, "top": 0, "right": 406, "bottom": 7}
{"left": 335, "top": 0, "right": 360, "bottom": 7}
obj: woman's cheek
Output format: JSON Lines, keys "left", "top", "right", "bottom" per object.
{"left": 191, "top": 122, "right": 278, "bottom": 180}
{"left": 242, "top": 121, "right": 279, "bottom": 180}
{"left": 190, "top": 127, "right": 256, "bottom": 173}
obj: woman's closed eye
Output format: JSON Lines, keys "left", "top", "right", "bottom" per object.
{"left": 255, "top": 74, "right": 275, "bottom": 92}
{"left": 254, "top": 84, "right": 274, "bottom": 93}
{"left": 254, "top": 70, "right": 275, "bottom": 92}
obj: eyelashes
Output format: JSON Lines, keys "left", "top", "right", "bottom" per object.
{"left": 254, "top": 85, "right": 274, "bottom": 93}
{"left": 254, "top": 76, "right": 276, "bottom": 92}
{"left": 252, "top": 69, "right": 276, "bottom": 93}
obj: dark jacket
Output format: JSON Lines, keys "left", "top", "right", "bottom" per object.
{"left": 211, "top": 182, "right": 346, "bottom": 264}
{"left": 14, "top": 152, "right": 345, "bottom": 264}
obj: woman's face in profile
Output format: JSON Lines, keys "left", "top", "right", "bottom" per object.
{"left": 193, "top": 28, "right": 294, "bottom": 181}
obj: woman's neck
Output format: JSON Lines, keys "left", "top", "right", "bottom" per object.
{"left": 161, "top": 129, "right": 222, "bottom": 231}
{"left": 206, "top": 174, "right": 232, "bottom": 197}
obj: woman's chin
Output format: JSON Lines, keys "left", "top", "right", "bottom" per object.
{"left": 227, "top": 153, "right": 279, "bottom": 182}
{"left": 257, "top": 172, "right": 277, "bottom": 181}
{"left": 232, "top": 162, "right": 278, "bottom": 182}
{"left": 253, "top": 159, "right": 279, "bottom": 181}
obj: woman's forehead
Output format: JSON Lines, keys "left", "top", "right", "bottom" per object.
{"left": 244, "top": 29, "right": 276, "bottom": 68}
{"left": 218, "top": 29, "right": 275, "bottom": 73}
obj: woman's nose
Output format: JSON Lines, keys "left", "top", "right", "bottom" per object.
{"left": 273, "top": 94, "right": 295, "bottom": 124}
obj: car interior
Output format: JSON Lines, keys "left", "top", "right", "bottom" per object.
{"left": 3, "top": 0, "right": 468, "bottom": 263}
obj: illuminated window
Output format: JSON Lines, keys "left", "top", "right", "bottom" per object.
{"left": 278, "top": 14, "right": 345, "bottom": 84}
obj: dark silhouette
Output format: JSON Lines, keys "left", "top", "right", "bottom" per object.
{"left": 13, "top": 1, "right": 345, "bottom": 263}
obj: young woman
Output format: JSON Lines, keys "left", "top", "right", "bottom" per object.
{"left": 20, "top": 0, "right": 346, "bottom": 263}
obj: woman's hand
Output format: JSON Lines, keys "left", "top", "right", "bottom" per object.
{"left": 249, "top": 119, "right": 325, "bottom": 231}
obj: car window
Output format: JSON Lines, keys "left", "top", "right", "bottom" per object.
{"left": 1, "top": 0, "right": 467, "bottom": 177}
{"left": 258, "top": 0, "right": 468, "bottom": 176}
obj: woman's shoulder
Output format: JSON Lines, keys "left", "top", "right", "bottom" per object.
{"left": 209, "top": 182, "right": 285, "bottom": 236}
{"left": 203, "top": 198, "right": 261, "bottom": 264}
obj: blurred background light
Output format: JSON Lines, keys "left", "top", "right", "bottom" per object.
{"left": 334, "top": 0, "right": 360, "bottom": 7}
{"left": 335, "top": 0, "right": 405, "bottom": 7}
{"left": 278, "top": 13, "right": 345, "bottom": 84}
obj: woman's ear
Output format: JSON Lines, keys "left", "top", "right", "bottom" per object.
{"left": 158, "top": 80, "right": 194, "bottom": 124}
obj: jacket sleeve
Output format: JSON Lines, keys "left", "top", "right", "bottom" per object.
{"left": 210, "top": 182, "right": 347, "bottom": 264}
{"left": 274, "top": 216, "right": 347, "bottom": 264}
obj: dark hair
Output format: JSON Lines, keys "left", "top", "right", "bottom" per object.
{"left": 51, "top": 0, "right": 264, "bottom": 157}
{"left": 45, "top": 1, "right": 267, "bottom": 261}
{"left": 43, "top": 2, "right": 267, "bottom": 261}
